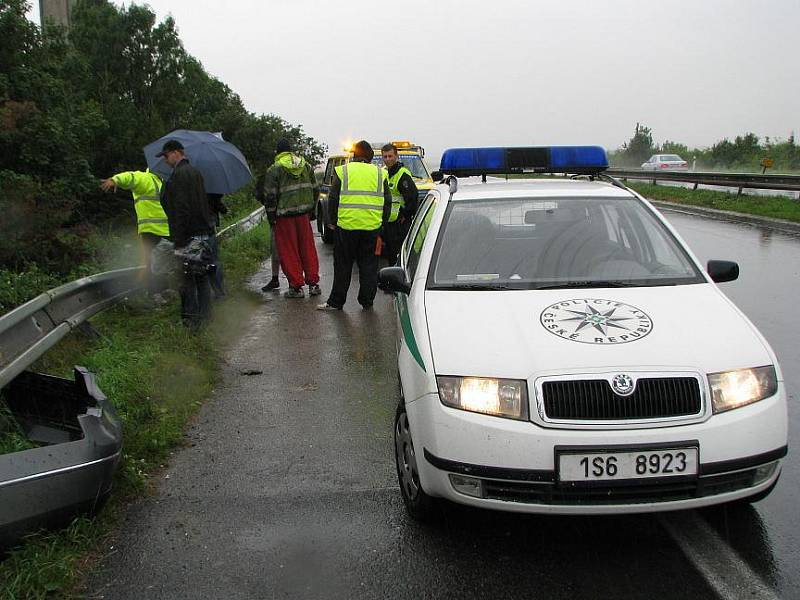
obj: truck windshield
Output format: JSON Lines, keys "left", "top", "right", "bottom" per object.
{"left": 373, "top": 155, "right": 430, "bottom": 180}
{"left": 428, "top": 196, "right": 704, "bottom": 290}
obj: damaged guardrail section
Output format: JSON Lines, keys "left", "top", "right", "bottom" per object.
{"left": 0, "top": 267, "right": 145, "bottom": 391}
{"left": 0, "top": 206, "right": 265, "bottom": 549}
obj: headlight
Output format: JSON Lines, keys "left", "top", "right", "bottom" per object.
{"left": 436, "top": 376, "right": 529, "bottom": 421}
{"left": 708, "top": 366, "right": 778, "bottom": 413}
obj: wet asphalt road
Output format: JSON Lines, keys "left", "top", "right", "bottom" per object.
{"left": 87, "top": 209, "right": 798, "bottom": 600}
{"left": 663, "top": 207, "right": 800, "bottom": 595}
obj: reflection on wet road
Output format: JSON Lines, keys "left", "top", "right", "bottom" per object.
{"left": 88, "top": 210, "right": 798, "bottom": 599}
{"left": 663, "top": 208, "right": 800, "bottom": 598}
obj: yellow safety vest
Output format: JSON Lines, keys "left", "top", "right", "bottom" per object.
{"left": 334, "top": 162, "right": 387, "bottom": 231}
{"left": 111, "top": 171, "right": 170, "bottom": 236}
{"left": 387, "top": 166, "right": 412, "bottom": 223}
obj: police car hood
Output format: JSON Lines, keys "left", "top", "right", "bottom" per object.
{"left": 424, "top": 284, "right": 773, "bottom": 378}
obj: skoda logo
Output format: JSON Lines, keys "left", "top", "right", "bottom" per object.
{"left": 539, "top": 298, "right": 654, "bottom": 345}
{"left": 611, "top": 374, "right": 635, "bottom": 396}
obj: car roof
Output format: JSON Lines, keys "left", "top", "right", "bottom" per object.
{"left": 439, "top": 178, "right": 637, "bottom": 201}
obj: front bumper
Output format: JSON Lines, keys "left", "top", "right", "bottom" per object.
{"left": 1, "top": 368, "right": 122, "bottom": 548}
{"left": 407, "top": 389, "right": 787, "bottom": 514}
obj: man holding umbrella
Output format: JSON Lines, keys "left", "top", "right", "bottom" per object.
{"left": 157, "top": 140, "right": 216, "bottom": 328}
{"left": 262, "top": 138, "right": 321, "bottom": 298}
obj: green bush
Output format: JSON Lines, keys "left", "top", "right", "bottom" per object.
{"left": 0, "top": 265, "right": 59, "bottom": 313}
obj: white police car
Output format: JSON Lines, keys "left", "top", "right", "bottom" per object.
{"left": 378, "top": 146, "right": 788, "bottom": 519}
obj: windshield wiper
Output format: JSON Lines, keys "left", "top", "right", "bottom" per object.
{"left": 534, "top": 280, "right": 638, "bottom": 290}
{"left": 434, "top": 283, "right": 519, "bottom": 290}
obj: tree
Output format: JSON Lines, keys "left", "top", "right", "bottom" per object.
{"left": 659, "top": 140, "right": 690, "bottom": 158}
{"left": 615, "top": 123, "right": 655, "bottom": 166}
{"left": 1, "top": 0, "right": 327, "bottom": 274}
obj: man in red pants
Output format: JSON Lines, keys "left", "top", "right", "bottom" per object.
{"left": 263, "top": 138, "right": 321, "bottom": 298}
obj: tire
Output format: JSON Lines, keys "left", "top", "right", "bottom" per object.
{"left": 319, "top": 205, "right": 335, "bottom": 244}
{"left": 394, "top": 403, "right": 438, "bottom": 521}
{"left": 316, "top": 204, "right": 324, "bottom": 236}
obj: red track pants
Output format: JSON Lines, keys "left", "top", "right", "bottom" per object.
{"left": 274, "top": 213, "right": 320, "bottom": 289}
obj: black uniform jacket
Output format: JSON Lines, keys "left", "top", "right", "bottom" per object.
{"left": 161, "top": 158, "right": 215, "bottom": 247}
{"left": 387, "top": 162, "right": 419, "bottom": 221}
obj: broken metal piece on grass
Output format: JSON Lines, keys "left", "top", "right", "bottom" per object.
{"left": 0, "top": 367, "right": 122, "bottom": 550}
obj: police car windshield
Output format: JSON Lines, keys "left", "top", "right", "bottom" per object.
{"left": 428, "top": 196, "right": 705, "bottom": 290}
{"left": 373, "top": 156, "right": 429, "bottom": 179}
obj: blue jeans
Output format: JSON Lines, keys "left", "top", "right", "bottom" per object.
{"left": 179, "top": 235, "right": 213, "bottom": 328}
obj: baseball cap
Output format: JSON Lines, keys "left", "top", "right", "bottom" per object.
{"left": 156, "top": 139, "right": 184, "bottom": 157}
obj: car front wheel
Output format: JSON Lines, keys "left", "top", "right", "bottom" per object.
{"left": 394, "top": 404, "right": 437, "bottom": 521}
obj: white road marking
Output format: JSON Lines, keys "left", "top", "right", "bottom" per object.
{"left": 659, "top": 511, "right": 780, "bottom": 600}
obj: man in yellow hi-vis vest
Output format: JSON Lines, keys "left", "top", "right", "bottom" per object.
{"left": 100, "top": 169, "right": 169, "bottom": 294}
{"left": 317, "top": 140, "right": 392, "bottom": 311}
{"left": 380, "top": 143, "right": 418, "bottom": 265}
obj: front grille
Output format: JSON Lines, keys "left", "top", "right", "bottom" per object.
{"left": 482, "top": 470, "right": 757, "bottom": 505}
{"left": 541, "top": 377, "right": 701, "bottom": 421}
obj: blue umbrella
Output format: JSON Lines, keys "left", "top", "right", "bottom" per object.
{"left": 144, "top": 130, "right": 253, "bottom": 195}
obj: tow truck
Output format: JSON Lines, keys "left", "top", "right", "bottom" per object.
{"left": 316, "top": 141, "right": 434, "bottom": 243}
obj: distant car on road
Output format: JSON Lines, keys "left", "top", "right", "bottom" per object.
{"left": 641, "top": 154, "right": 689, "bottom": 171}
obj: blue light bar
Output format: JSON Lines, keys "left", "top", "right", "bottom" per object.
{"left": 438, "top": 145, "right": 608, "bottom": 176}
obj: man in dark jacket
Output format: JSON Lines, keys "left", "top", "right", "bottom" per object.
{"left": 158, "top": 139, "right": 216, "bottom": 328}
{"left": 380, "top": 143, "right": 418, "bottom": 265}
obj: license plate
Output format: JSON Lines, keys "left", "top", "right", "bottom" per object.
{"left": 557, "top": 447, "right": 698, "bottom": 483}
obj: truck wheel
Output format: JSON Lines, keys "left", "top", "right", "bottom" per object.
{"left": 321, "top": 216, "right": 335, "bottom": 244}
{"left": 316, "top": 205, "right": 325, "bottom": 236}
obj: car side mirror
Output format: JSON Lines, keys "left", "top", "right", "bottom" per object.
{"left": 707, "top": 260, "right": 739, "bottom": 283}
{"left": 379, "top": 266, "right": 411, "bottom": 294}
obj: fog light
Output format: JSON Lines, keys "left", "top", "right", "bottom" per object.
{"left": 449, "top": 474, "right": 483, "bottom": 498}
{"left": 753, "top": 462, "right": 778, "bottom": 485}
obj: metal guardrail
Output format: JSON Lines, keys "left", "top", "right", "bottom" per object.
{"left": 606, "top": 169, "right": 800, "bottom": 193}
{"left": 217, "top": 206, "right": 265, "bottom": 239}
{"left": 0, "top": 206, "right": 265, "bottom": 389}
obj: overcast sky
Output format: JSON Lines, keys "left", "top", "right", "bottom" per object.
{"left": 28, "top": 0, "right": 800, "bottom": 164}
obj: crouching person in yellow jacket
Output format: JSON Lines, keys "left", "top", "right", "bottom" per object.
{"left": 100, "top": 169, "right": 170, "bottom": 296}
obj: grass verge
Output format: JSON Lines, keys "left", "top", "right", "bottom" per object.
{"left": 0, "top": 402, "right": 36, "bottom": 455}
{"left": 0, "top": 220, "right": 271, "bottom": 599}
{"left": 626, "top": 182, "right": 800, "bottom": 223}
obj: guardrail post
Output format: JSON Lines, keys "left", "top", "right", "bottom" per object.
{"left": 737, "top": 187, "right": 743, "bottom": 196}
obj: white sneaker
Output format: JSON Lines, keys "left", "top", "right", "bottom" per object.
{"left": 316, "top": 303, "right": 341, "bottom": 311}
